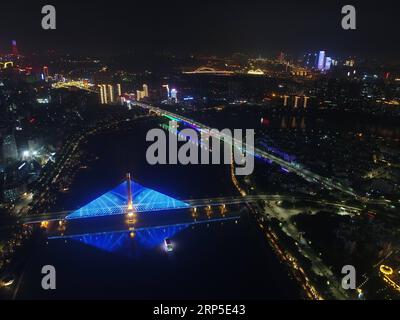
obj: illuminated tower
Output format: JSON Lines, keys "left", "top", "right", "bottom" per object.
{"left": 324, "top": 57, "right": 332, "bottom": 71}
{"left": 283, "top": 95, "right": 289, "bottom": 107}
{"left": 108, "top": 85, "right": 114, "bottom": 103}
{"left": 98, "top": 85, "right": 105, "bottom": 104}
{"left": 303, "top": 96, "right": 309, "bottom": 108}
{"left": 136, "top": 90, "right": 142, "bottom": 101}
{"left": 43, "top": 66, "right": 49, "bottom": 78}
{"left": 317, "top": 51, "right": 325, "bottom": 71}
{"left": 11, "top": 40, "right": 18, "bottom": 55}
{"left": 143, "top": 84, "right": 149, "bottom": 97}
{"left": 102, "top": 85, "right": 108, "bottom": 104}
{"left": 117, "top": 83, "right": 122, "bottom": 96}
{"left": 294, "top": 96, "right": 300, "bottom": 108}
{"left": 171, "top": 88, "right": 178, "bottom": 103}
{"left": 126, "top": 173, "right": 137, "bottom": 218}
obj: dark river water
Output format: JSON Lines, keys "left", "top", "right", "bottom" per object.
{"left": 15, "top": 120, "right": 301, "bottom": 299}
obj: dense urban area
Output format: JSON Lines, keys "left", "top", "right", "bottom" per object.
{"left": 1, "top": 38, "right": 400, "bottom": 300}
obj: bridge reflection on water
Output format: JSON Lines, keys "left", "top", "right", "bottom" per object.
{"left": 47, "top": 214, "right": 240, "bottom": 256}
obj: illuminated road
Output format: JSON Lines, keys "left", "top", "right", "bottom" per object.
{"left": 262, "top": 201, "right": 349, "bottom": 299}
{"left": 132, "top": 102, "right": 358, "bottom": 197}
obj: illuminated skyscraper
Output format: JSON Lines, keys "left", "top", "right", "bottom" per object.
{"left": 117, "top": 84, "right": 122, "bottom": 97}
{"left": 170, "top": 88, "right": 178, "bottom": 103}
{"left": 345, "top": 59, "right": 355, "bottom": 67}
{"left": 102, "top": 85, "right": 108, "bottom": 104}
{"left": 317, "top": 51, "right": 325, "bottom": 70}
{"left": 43, "top": 66, "right": 49, "bottom": 78}
{"left": 108, "top": 85, "right": 114, "bottom": 103}
{"left": 143, "top": 84, "right": 149, "bottom": 97}
{"left": 294, "top": 96, "right": 300, "bottom": 108}
{"left": 283, "top": 95, "right": 289, "bottom": 107}
{"left": 136, "top": 84, "right": 149, "bottom": 101}
{"left": 98, "top": 85, "right": 105, "bottom": 104}
{"left": 136, "top": 90, "right": 143, "bottom": 101}
{"left": 11, "top": 40, "right": 18, "bottom": 55}
{"left": 325, "top": 57, "right": 332, "bottom": 71}
{"left": 303, "top": 96, "right": 309, "bottom": 108}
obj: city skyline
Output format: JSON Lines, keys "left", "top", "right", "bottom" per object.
{"left": 0, "top": 1, "right": 399, "bottom": 60}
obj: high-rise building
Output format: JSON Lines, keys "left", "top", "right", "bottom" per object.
{"left": 102, "top": 85, "right": 108, "bottom": 104}
{"left": 143, "top": 84, "right": 149, "bottom": 97}
{"left": 11, "top": 40, "right": 18, "bottom": 55}
{"left": 345, "top": 59, "right": 355, "bottom": 67}
{"left": 108, "top": 85, "right": 114, "bottom": 103}
{"left": 317, "top": 51, "right": 325, "bottom": 70}
{"left": 303, "top": 96, "right": 309, "bottom": 108}
{"left": 43, "top": 66, "right": 49, "bottom": 78}
{"left": 136, "top": 84, "right": 149, "bottom": 101}
{"left": 324, "top": 57, "right": 332, "bottom": 71}
{"left": 2, "top": 133, "right": 19, "bottom": 161}
{"left": 162, "top": 84, "right": 170, "bottom": 99}
{"left": 283, "top": 95, "right": 289, "bottom": 107}
{"left": 98, "top": 85, "right": 105, "bottom": 104}
{"left": 170, "top": 88, "right": 178, "bottom": 103}
{"left": 136, "top": 90, "right": 143, "bottom": 101}
{"left": 97, "top": 84, "right": 121, "bottom": 104}
{"left": 294, "top": 96, "right": 300, "bottom": 108}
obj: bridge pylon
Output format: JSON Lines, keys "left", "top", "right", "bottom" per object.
{"left": 126, "top": 173, "right": 137, "bottom": 220}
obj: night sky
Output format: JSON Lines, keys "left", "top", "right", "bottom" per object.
{"left": 0, "top": 0, "right": 399, "bottom": 59}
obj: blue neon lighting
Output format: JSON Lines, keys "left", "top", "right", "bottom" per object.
{"left": 66, "top": 180, "right": 189, "bottom": 220}
{"left": 70, "top": 224, "right": 189, "bottom": 253}
{"left": 135, "top": 224, "right": 188, "bottom": 249}
{"left": 50, "top": 216, "right": 239, "bottom": 254}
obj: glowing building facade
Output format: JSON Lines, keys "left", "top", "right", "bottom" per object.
{"left": 98, "top": 84, "right": 122, "bottom": 104}
{"left": 66, "top": 180, "right": 189, "bottom": 220}
{"left": 136, "top": 84, "right": 149, "bottom": 101}
{"left": 317, "top": 51, "right": 325, "bottom": 71}
{"left": 170, "top": 88, "right": 178, "bottom": 103}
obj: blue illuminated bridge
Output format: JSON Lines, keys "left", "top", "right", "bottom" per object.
{"left": 65, "top": 179, "right": 190, "bottom": 220}
{"left": 18, "top": 175, "right": 363, "bottom": 225}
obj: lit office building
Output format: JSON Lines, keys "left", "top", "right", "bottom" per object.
{"left": 143, "top": 84, "right": 149, "bottom": 97}
{"left": 171, "top": 88, "right": 178, "bottom": 103}
{"left": 108, "top": 85, "right": 114, "bottom": 103}
{"left": 325, "top": 57, "right": 332, "bottom": 71}
{"left": 136, "top": 84, "right": 149, "bottom": 101}
{"left": 317, "top": 51, "right": 325, "bottom": 70}
{"left": 43, "top": 66, "right": 49, "bottom": 78}
{"left": 98, "top": 85, "right": 105, "bottom": 104}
